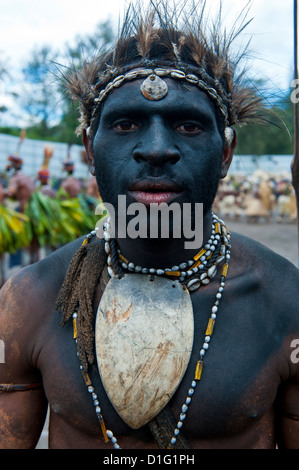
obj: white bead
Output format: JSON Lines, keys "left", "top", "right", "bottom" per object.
{"left": 174, "top": 428, "right": 180, "bottom": 436}
{"left": 211, "top": 313, "right": 216, "bottom": 319}
{"left": 200, "top": 349, "right": 206, "bottom": 356}
{"left": 180, "top": 413, "right": 186, "bottom": 421}
{"left": 216, "top": 293, "right": 222, "bottom": 299}
{"left": 205, "top": 336, "right": 210, "bottom": 342}
{"left": 191, "top": 380, "right": 197, "bottom": 388}
{"left": 95, "top": 406, "right": 101, "bottom": 413}
{"left": 203, "top": 342, "right": 209, "bottom": 350}
{"left": 107, "top": 430, "right": 113, "bottom": 439}
{"left": 107, "top": 266, "right": 114, "bottom": 278}
{"left": 171, "top": 437, "right": 177, "bottom": 444}
{"left": 207, "top": 265, "right": 217, "bottom": 278}
{"left": 177, "top": 421, "right": 183, "bottom": 428}
{"left": 111, "top": 437, "right": 117, "bottom": 444}
{"left": 156, "top": 269, "right": 164, "bottom": 275}
{"left": 104, "top": 242, "right": 110, "bottom": 254}
{"left": 182, "top": 404, "right": 188, "bottom": 413}
{"left": 186, "top": 397, "right": 192, "bottom": 405}
{"left": 212, "top": 306, "right": 218, "bottom": 313}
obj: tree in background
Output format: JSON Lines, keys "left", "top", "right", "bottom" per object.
{"left": 13, "top": 19, "right": 115, "bottom": 143}
{"left": 52, "top": 19, "right": 115, "bottom": 144}
{"left": 21, "top": 45, "right": 61, "bottom": 137}
{"left": 235, "top": 88, "right": 294, "bottom": 155}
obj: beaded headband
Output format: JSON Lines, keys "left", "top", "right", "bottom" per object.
{"left": 87, "top": 66, "right": 235, "bottom": 139}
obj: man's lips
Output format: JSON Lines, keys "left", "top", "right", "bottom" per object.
{"left": 128, "top": 179, "right": 182, "bottom": 205}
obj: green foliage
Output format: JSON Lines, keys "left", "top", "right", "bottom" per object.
{"left": 235, "top": 91, "right": 294, "bottom": 155}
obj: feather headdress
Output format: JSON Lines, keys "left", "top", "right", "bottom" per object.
{"left": 64, "top": 0, "right": 264, "bottom": 137}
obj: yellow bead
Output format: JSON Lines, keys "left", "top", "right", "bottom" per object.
{"left": 205, "top": 318, "right": 215, "bottom": 336}
{"left": 215, "top": 222, "right": 221, "bottom": 234}
{"left": 222, "top": 264, "right": 229, "bottom": 278}
{"left": 193, "top": 248, "right": 206, "bottom": 261}
{"left": 82, "top": 238, "right": 89, "bottom": 246}
{"left": 119, "top": 253, "right": 128, "bottom": 264}
{"left": 73, "top": 318, "right": 78, "bottom": 339}
{"left": 165, "top": 270, "right": 181, "bottom": 277}
{"left": 195, "top": 360, "right": 203, "bottom": 380}
{"left": 99, "top": 418, "right": 109, "bottom": 443}
{"left": 81, "top": 371, "right": 92, "bottom": 387}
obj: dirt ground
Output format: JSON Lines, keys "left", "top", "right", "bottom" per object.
{"left": 228, "top": 218, "right": 298, "bottom": 267}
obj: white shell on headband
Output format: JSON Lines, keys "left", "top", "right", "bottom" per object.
{"left": 224, "top": 127, "right": 234, "bottom": 146}
{"left": 140, "top": 74, "right": 168, "bottom": 101}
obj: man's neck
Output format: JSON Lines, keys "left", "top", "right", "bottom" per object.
{"left": 115, "top": 210, "right": 213, "bottom": 269}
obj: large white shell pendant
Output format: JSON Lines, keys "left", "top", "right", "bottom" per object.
{"left": 95, "top": 274, "right": 194, "bottom": 429}
{"left": 140, "top": 74, "right": 168, "bottom": 100}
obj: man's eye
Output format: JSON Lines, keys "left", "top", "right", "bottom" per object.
{"left": 114, "top": 121, "right": 139, "bottom": 131}
{"left": 176, "top": 123, "right": 201, "bottom": 135}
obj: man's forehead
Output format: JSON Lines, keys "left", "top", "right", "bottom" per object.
{"left": 100, "top": 78, "right": 216, "bottom": 116}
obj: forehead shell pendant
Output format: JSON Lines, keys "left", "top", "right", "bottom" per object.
{"left": 140, "top": 74, "right": 168, "bottom": 101}
{"left": 95, "top": 274, "right": 194, "bottom": 429}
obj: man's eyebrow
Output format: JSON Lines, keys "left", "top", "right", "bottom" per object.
{"left": 101, "top": 101, "right": 216, "bottom": 124}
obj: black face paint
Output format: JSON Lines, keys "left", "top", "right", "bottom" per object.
{"left": 93, "top": 79, "right": 224, "bottom": 229}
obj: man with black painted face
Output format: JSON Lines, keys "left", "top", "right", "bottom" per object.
{"left": 0, "top": 2, "right": 299, "bottom": 449}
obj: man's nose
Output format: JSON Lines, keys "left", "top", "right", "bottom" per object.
{"left": 132, "top": 118, "right": 180, "bottom": 166}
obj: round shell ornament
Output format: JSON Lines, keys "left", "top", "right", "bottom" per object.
{"left": 140, "top": 74, "right": 168, "bottom": 101}
{"left": 95, "top": 273, "right": 194, "bottom": 429}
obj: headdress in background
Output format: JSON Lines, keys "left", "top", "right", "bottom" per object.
{"left": 6, "top": 129, "right": 26, "bottom": 169}
{"left": 37, "top": 146, "right": 54, "bottom": 183}
{"left": 63, "top": 143, "right": 75, "bottom": 173}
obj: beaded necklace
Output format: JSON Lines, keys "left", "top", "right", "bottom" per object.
{"left": 72, "top": 213, "right": 231, "bottom": 449}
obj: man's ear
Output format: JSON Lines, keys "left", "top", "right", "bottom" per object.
{"left": 220, "top": 129, "right": 237, "bottom": 179}
{"left": 82, "top": 128, "right": 95, "bottom": 175}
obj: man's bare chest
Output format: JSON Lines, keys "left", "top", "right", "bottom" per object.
{"left": 39, "top": 283, "right": 282, "bottom": 447}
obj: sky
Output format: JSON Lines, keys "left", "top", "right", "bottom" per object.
{"left": 0, "top": 0, "right": 297, "bottom": 120}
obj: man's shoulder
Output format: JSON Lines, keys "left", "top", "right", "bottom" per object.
{"left": 231, "top": 231, "right": 299, "bottom": 319}
{"left": 0, "top": 236, "right": 86, "bottom": 315}
{"left": 232, "top": 229, "right": 297, "bottom": 265}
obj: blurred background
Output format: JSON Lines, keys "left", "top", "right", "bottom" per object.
{"left": 0, "top": 0, "right": 298, "bottom": 291}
